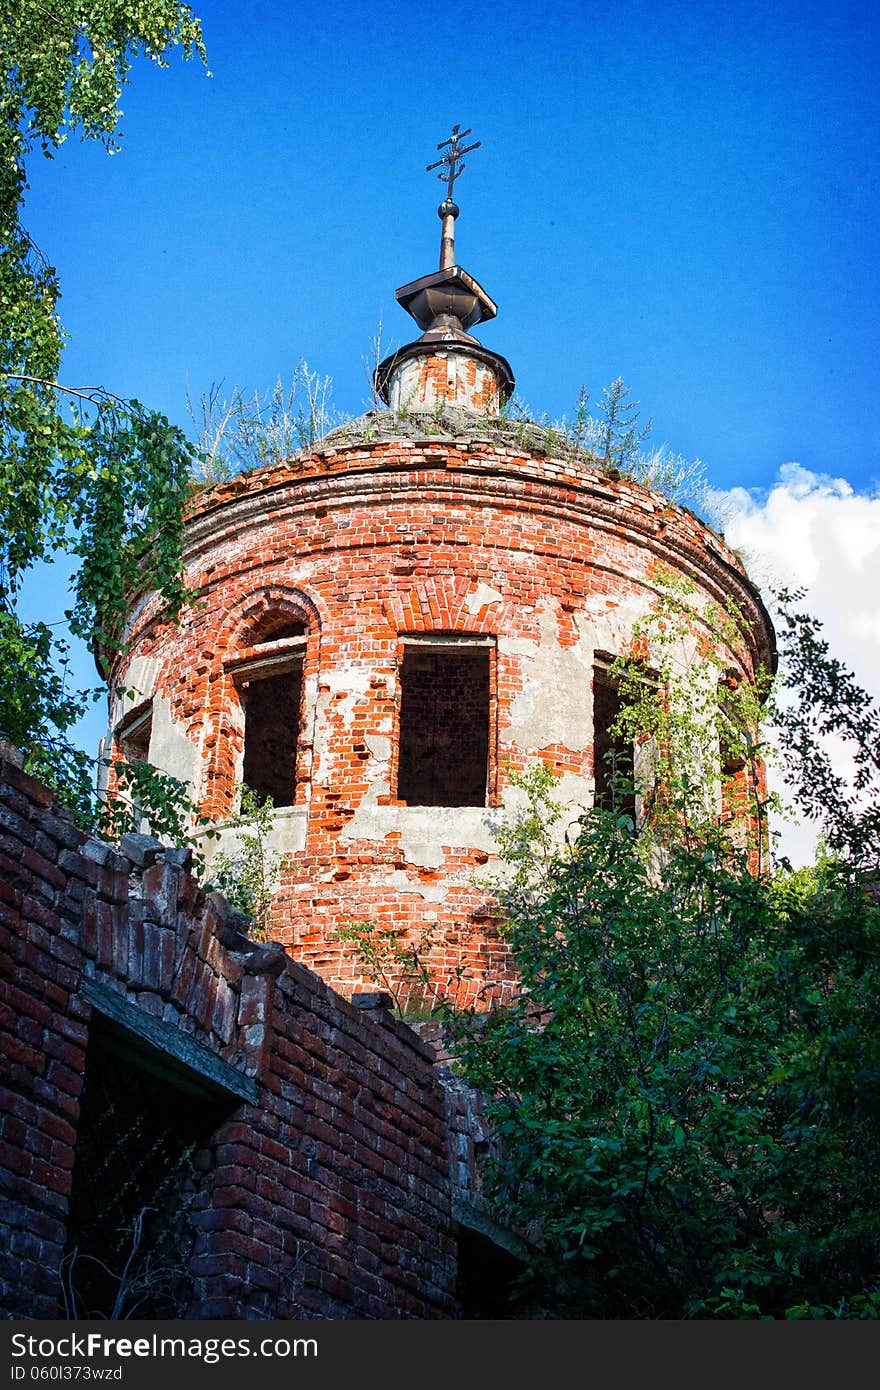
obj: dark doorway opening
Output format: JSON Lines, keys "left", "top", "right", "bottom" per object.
{"left": 63, "top": 1013, "right": 229, "bottom": 1319}
{"left": 397, "top": 645, "right": 490, "bottom": 806}
{"left": 455, "top": 1225, "right": 530, "bottom": 1318}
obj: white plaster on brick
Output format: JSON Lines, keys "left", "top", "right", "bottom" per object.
{"left": 386, "top": 350, "right": 501, "bottom": 414}
{"left": 313, "top": 665, "right": 376, "bottom": 784}
{"left": 365, "top": 735, "right": 391, "bottom": 763}
{"left": 572, "top": 594, "right": 652, "bottom": 660}
{"left": 340, "top": 805, "right": 499, "bottom": 867}
{"left": 465, "top": 582, "right": 503, "bottom": 614}
{"left": 148, "top": 694, "right": 198, "bottom": 789}
{"left": 376, "top": 873, "right": 449, "bottom": 902}
{"left": 115, "top": 656, "right": 161, "bottom": 719}
{"left": 501, "top": 598, "right": 592, "bottom": 752}
{"left": 198, "top": 805, "right": 307, "bottom": 870}
{"left": 499, "top": 770, "right": 591, "bottom": 832}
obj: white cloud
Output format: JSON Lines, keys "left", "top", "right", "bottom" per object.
{"left": 713, "top": 466, "right": 880, "bottom": 866}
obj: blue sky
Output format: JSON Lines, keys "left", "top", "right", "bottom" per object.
{"left": 19, "top": 0, "right": 880, "bottom": 858}
{"left": 26, "top": 0, "right": 879, "bottom": 488}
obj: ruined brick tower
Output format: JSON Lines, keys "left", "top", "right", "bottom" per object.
{"left": 108, "top": 130, "right": 775, "bottom": 1008}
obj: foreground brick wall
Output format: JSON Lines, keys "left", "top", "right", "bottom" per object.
{"left": 0, "top": 754, "right": 456, "bottom": 1319}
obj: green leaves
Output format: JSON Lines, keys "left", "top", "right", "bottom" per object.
{"left": 206, "top": 786, "right": 282, "bottom": 940}
{"left": 0, "top": 382, "right": 196, "bottom": 816}
{"left": 66, "top": 397, "right": 195, "bottom": 643}
{"left": 445, "top": 591, "right": 880, "bottom": 1317}
{"left": 0, "top": 603, "right": 102, "bottom": 822}
{"left": 0, "top": 1, "right": 205, "bottom": 161}
{"left": 772, "top": 587, "right": 880, "bottom": 869}
{"left": 99, "top": 757, "right": 216, "bottom": 865}
{"left": 0, "top": 0, "right": 205, "bottom": 822}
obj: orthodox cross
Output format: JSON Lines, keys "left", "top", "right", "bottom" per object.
{"left": 426, "top": 124, "right": 481, "bottom": 204}
{"left": 427, "top": 125, "right": 480, "bottom": 269}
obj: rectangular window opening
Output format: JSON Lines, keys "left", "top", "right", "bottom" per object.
{"left": 238, "top": 657, "right": 303, "bottom": 808}
{"left": 110, "top": 704, "right": 153, "bottom": 832}
{"left": 719, "top": 672, "right": 748, "bottom": 774}
{"left": 593, "top": 660, "right": 637, "bottom": 821}
{"left": 117, "top": 705, "right": 152, "bottom": 765}
{"left": 397, "top": 644, "right": 491, "bottom": 807}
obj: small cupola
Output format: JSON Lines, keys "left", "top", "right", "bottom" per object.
{"left": 375, "top": 125, "right": 515, "bottom": 415}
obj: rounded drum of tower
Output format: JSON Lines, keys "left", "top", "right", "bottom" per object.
{"left": 109, "top": 422, "right": 775, "bottom": 1008}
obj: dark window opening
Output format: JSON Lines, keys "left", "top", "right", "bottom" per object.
{"left": 397, "top": 645, "right": 490, "bottom": 807}
{"left": 251, "top": 619, "right": 307, "bottom": 645}
{"left": 593, "top": 662, "right": 636, "bottom": 820}
{"left": 239, "top": 660, "right": 303, "bottom": 808}
{"left": 116, "top": 705, "right": 152, "bottom": 765}
{"left": 64, "top": 1014, "right": 228, "bottom": 1319}
{"left": 111, "top": 705, "right": 153, "bottom": 830}
{"left": 719, "top": 670, "right": 748, "bottom": 774}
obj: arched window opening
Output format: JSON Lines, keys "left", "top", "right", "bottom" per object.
{"left": 250, "top": 617, "right": 307, "bottom": 645}
{"left": 227, "top": 618, "right": 309, "bottom": 809}
{"left": 397, "top": 637, "right": 493, "bottom": 807}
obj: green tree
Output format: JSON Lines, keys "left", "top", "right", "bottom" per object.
{"left": 771, "top": 588, "right": 880, "bottom": 871}
{"left": 444, "top": 594, "right": 880, "bottom": 1319}
{"left": 0, "top": 1, "right": 206, "bottom": 817}
{"left": 206, "top": 786, "right": 283, "bottom": 941}
{"left": 593, "top": 376, "right": 652, "bottom": 469}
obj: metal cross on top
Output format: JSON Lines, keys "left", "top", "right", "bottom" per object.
{"left": 426, "top": 124, "right": 481, "bottom": 204}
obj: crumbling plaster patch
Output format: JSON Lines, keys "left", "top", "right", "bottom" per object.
{"left": 465, "top": 582, "right": 504, "bottom": 614}
{"left": 501, "top": 597, "right": 593, "bottom": 752}
{"left": 148, "top": 693, "right": 198, "bottom": 789}
{"left": 365, "top": 734, "right": 392, "bottom": 763}
{"left": 340, "top": 805, "right": 498, "bottom": 867}
{"left": 338, "top": 770, "right": 594, "bottom": 870}
{"left": 501, "top": 591, "right": 673, "bottom": 752}
{"left": 196, "top": 805, "right": 307, "bottom": 874}
{"left": 114, "top": 656, "right": 161, "bottom": 721}
{"left": 499, "top": 769, "right": 593, "bottom": 849}
{"left": 366, "top": 871, "right": 450, "bottom": 902}
{"left": 312, "top": 664, "right": 382, "bottom": 785}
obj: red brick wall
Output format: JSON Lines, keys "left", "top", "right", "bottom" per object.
{"left": 112, "top": 433, "right": 775, "bottom": 1007}
{"left": 0, "top": 755, "right": 457, "bottom": 1319}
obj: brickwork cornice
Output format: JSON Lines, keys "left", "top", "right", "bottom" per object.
{"left": 179, "top": 438, "right": 775, "bottom": 673}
